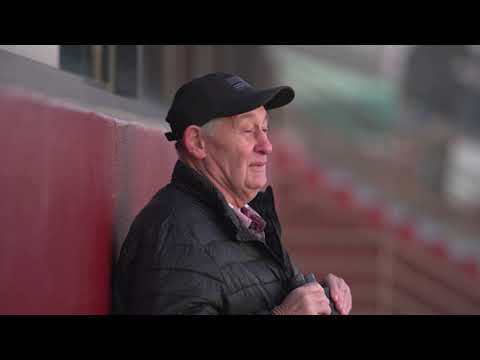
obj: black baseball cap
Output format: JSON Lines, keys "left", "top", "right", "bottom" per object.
{"left": 164, "top": 72, "right": 295, "bottom": 141}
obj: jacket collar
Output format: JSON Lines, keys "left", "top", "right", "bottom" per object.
{"left": 170, "top": 160, "right": 277, "bottom": 242}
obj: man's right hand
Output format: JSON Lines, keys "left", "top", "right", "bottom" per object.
{"left": 272, "top": 282, "right": 332, "bottom": 315}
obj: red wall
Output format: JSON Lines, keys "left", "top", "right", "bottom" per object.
{"left": 0, "top": 89, "right": 176, "bottom": 314}
{"left": 0, "top": 90, "right": 117, "bottom": 314}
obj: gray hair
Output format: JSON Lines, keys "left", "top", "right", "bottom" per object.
{"left": 175, "top": 118, "right": 220, "bottom": 157}
{"left": 200, "top": 118, "right": 219, "bottom": 137}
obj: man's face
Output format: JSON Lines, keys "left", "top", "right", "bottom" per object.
{"left": 203, "top": 106, "right": 273, "bottom": 205}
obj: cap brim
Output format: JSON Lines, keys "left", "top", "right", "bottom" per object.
{"left": 262, "top": 86, "right": 295, "bottom": 110}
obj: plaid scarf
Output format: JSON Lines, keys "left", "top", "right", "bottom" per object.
{"left": 240, "top": 206, "right": 266, "bottom": 233}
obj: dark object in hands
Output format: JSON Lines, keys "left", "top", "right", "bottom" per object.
{"left": 304, "top": 273, "right": 339, "bottom": 315}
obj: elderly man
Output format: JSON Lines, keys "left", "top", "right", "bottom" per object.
{"left": 113, "top": 72, "right": 352, "bottom": 315}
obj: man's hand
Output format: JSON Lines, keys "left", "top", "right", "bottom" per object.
{"left": 323, "top": 273, "right": 352, "bottom": 315}
{"left": 272, "top": 282, "right": 331, "bottom": 315}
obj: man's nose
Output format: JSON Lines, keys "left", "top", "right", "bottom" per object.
{"left": 255, "top": 131, "right": 273, "bottom": 155}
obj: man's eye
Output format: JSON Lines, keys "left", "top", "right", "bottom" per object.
{"left": 263, "top": 128, "right": 269, "bottom": 133}
{"left": 243, "top": 129, "right": 254, "bottom": 133}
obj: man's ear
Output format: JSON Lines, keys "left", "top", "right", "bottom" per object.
{"left": 183, "top": 125, "right": 207, "bottom": 159}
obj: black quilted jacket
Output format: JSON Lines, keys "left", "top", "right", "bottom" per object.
{"left": 112, "top": 160, "right": 301, "bottom": 314}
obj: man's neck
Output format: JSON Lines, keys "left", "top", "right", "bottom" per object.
{"left": 181, "top": 157, "right": 249, "bottom": 208}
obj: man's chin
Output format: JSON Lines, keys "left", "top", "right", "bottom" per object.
{"left": 247, "top": 179, "right": 268, "bottom": 193}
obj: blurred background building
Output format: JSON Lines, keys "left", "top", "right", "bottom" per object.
{"left": 1, "top": 45, "right": 479, "bottom": 314}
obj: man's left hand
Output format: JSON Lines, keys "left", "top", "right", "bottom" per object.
{"left": 323, "top": 273, "right": 352, "bottom": 315}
